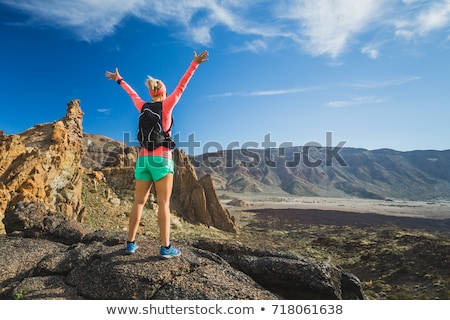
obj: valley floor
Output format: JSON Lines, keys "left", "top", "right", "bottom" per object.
{"left": 221, "top": 194, "right": 450, "bottom": 220}
{"left": 221, "top": 194, "right": 450, "bottom": 300}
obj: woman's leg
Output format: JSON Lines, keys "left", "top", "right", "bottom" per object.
{"left": 154, "top": 173, "right": 173, "bottom": 247}
{"left": 128, "top": 179, "right": 152, "bottom": 242}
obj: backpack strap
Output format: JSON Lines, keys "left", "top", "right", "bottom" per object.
{"left": 166, "top": 116, "right": 174, "bottom": 133}
{"left": 158, "top": 102, "right": 173, "bottom": 134}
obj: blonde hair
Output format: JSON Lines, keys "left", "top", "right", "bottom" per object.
{"left": 145, "top": 76, "right": 163, "bottom": 92}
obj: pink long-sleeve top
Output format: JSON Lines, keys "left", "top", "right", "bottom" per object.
{"left": 117, "top": 61, "right": 200, "bottom": 159}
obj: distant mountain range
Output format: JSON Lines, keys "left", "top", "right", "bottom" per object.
{"left": 81, "top": 133, "right": 450, "bottom": 201}
{"left": 192, "top": 146, "right": 450, "bottom": 201}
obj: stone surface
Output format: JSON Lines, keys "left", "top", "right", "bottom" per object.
{"left": 0, "top": 203, "right": 366, "bottom": 300}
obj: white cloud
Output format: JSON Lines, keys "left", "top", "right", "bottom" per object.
{"left": 416, "top": 1, "right": 450, "bottom": 34}
{"left": 206, "top": 92, "right": 236, "bottom": 99}
{"left": 207, "top": 86, "right": 319, "bottom": 98}
{"left": 276, "top": 0, "right": 388, "bottom": 58}
{"left": 327, "top": 75, "right": 420, "bottom": 107}
{"left": 0, "top": 0, "right": 144, "bottom": 41}
{"left": 208, "top": 73, "right": 419, "bottom": 106}
{"left": 1, "top": 0, "right": 450, "bottom": 58}
{"left": 326, "top": 96, "right": 385, "bottom": 107}
{"left": 395, "top": 0, "right": 450, "bottom": 40}
{"left": 241, "top": 39, "right": 269, "bottom": 53}
{"left": 346, "top": 76, "right": 421, "bottom": 89}
{"left": 395, "top": 29, "right": 415, "bottom": 39}
{"left": 361, "top": 44, "right": 380, "bottom": 59}
{"left": 249, "top": 87, "right": 318, "bottom": 96}
{"left": 97, "top": 108, "right": 111, "bottom": 115}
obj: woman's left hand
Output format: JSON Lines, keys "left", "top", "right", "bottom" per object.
{"left": 193, "top": 50, "right": 209, "bottom": 64}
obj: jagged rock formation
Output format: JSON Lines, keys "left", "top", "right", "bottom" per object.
{"left": 0, "top": 202, "right": 366, "bottom": 300}
{"left": 0, "top": 98, "right": 236, "bottom": 233}
{"left": 172, "top": 149, "right": 237, "bottom": 233}
{"left": 0, "top": 100, "right": 85, "bottom": 223}
{"left": 82, "top": 133, "right": 137, "bottom": 169}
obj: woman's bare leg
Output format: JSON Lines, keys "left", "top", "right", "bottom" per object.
{"left": 154, "top": 173, "right": 173, "bottom": 247}
{"left": 128, "top": 179, "right": 152, "bottom": 242}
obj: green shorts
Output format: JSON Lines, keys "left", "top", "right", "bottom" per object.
{"left": 134, "top": 156, "right": 174, "bottom": 181}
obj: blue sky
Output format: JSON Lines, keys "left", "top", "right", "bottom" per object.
{"left": 0, "top": 0, "right": 449, "bottom": 154}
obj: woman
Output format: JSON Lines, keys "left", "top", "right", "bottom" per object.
{"left": 105, "top": 50, "right": 209, "bottom": 258}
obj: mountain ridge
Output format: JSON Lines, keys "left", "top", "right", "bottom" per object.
{"left": 81, "top": 131, "right": 450, "bottom": 201}
{"left": 192, "top": 146, "right": 450, "bottom": 201}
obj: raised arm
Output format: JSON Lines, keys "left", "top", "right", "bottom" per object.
{"left": 164, "top": 50, "right": 209, "bottom": 108}
{"left": 105, "top": 68, "right": 145, "bottom": 111}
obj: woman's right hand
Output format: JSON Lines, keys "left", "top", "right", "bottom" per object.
{"left": 105, "top": 67, "right": 121, "bottom": 81}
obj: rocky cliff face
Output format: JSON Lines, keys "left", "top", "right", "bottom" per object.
{"left": 0, "top": 100, "right": 85, "bottom": 223}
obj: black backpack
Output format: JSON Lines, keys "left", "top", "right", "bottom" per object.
{"left": 137, "top": 102, "right": 176, "bottom": 151}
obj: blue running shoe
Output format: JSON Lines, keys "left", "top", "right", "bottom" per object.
{"left": 125, "top": 241, "right": 138, "bottom": 255}
{"left": 159, "top": 242, "right": 181, "bottom": 259}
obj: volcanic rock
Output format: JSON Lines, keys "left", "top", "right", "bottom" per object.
{"left": 0, "top": 100, "right": 85, "bottom": 222}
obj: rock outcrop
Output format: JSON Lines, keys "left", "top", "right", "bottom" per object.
{"left": 0, "top": 100, "right": 85, "bottom": 223}
{"left": 82, "top": 135, "right": 237, "bottom": 233}
{"left": 227, "top": 198, "right": 251, "bottom": 207}
{"left": 88, "top": 150, "right": 237, "bottom": 233}
{"left": 0, "top": 202, "right": 367, "bottom": 300}
{"left": 0, "top": 98, "right": 235, "bottom": 233}
{"left": 172, "top": 149, "right": 237, "bottom": 233}
{"left": 82, "top": 133, "right": 137, "bottom": 170}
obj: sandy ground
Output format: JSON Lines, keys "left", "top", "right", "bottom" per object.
{"left": 221, "top": 194, "right": 450, "bottom": 220}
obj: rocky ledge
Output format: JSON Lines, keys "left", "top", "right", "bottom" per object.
{"left": 1, "top": 201, "right": 367, "bottom": 300}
